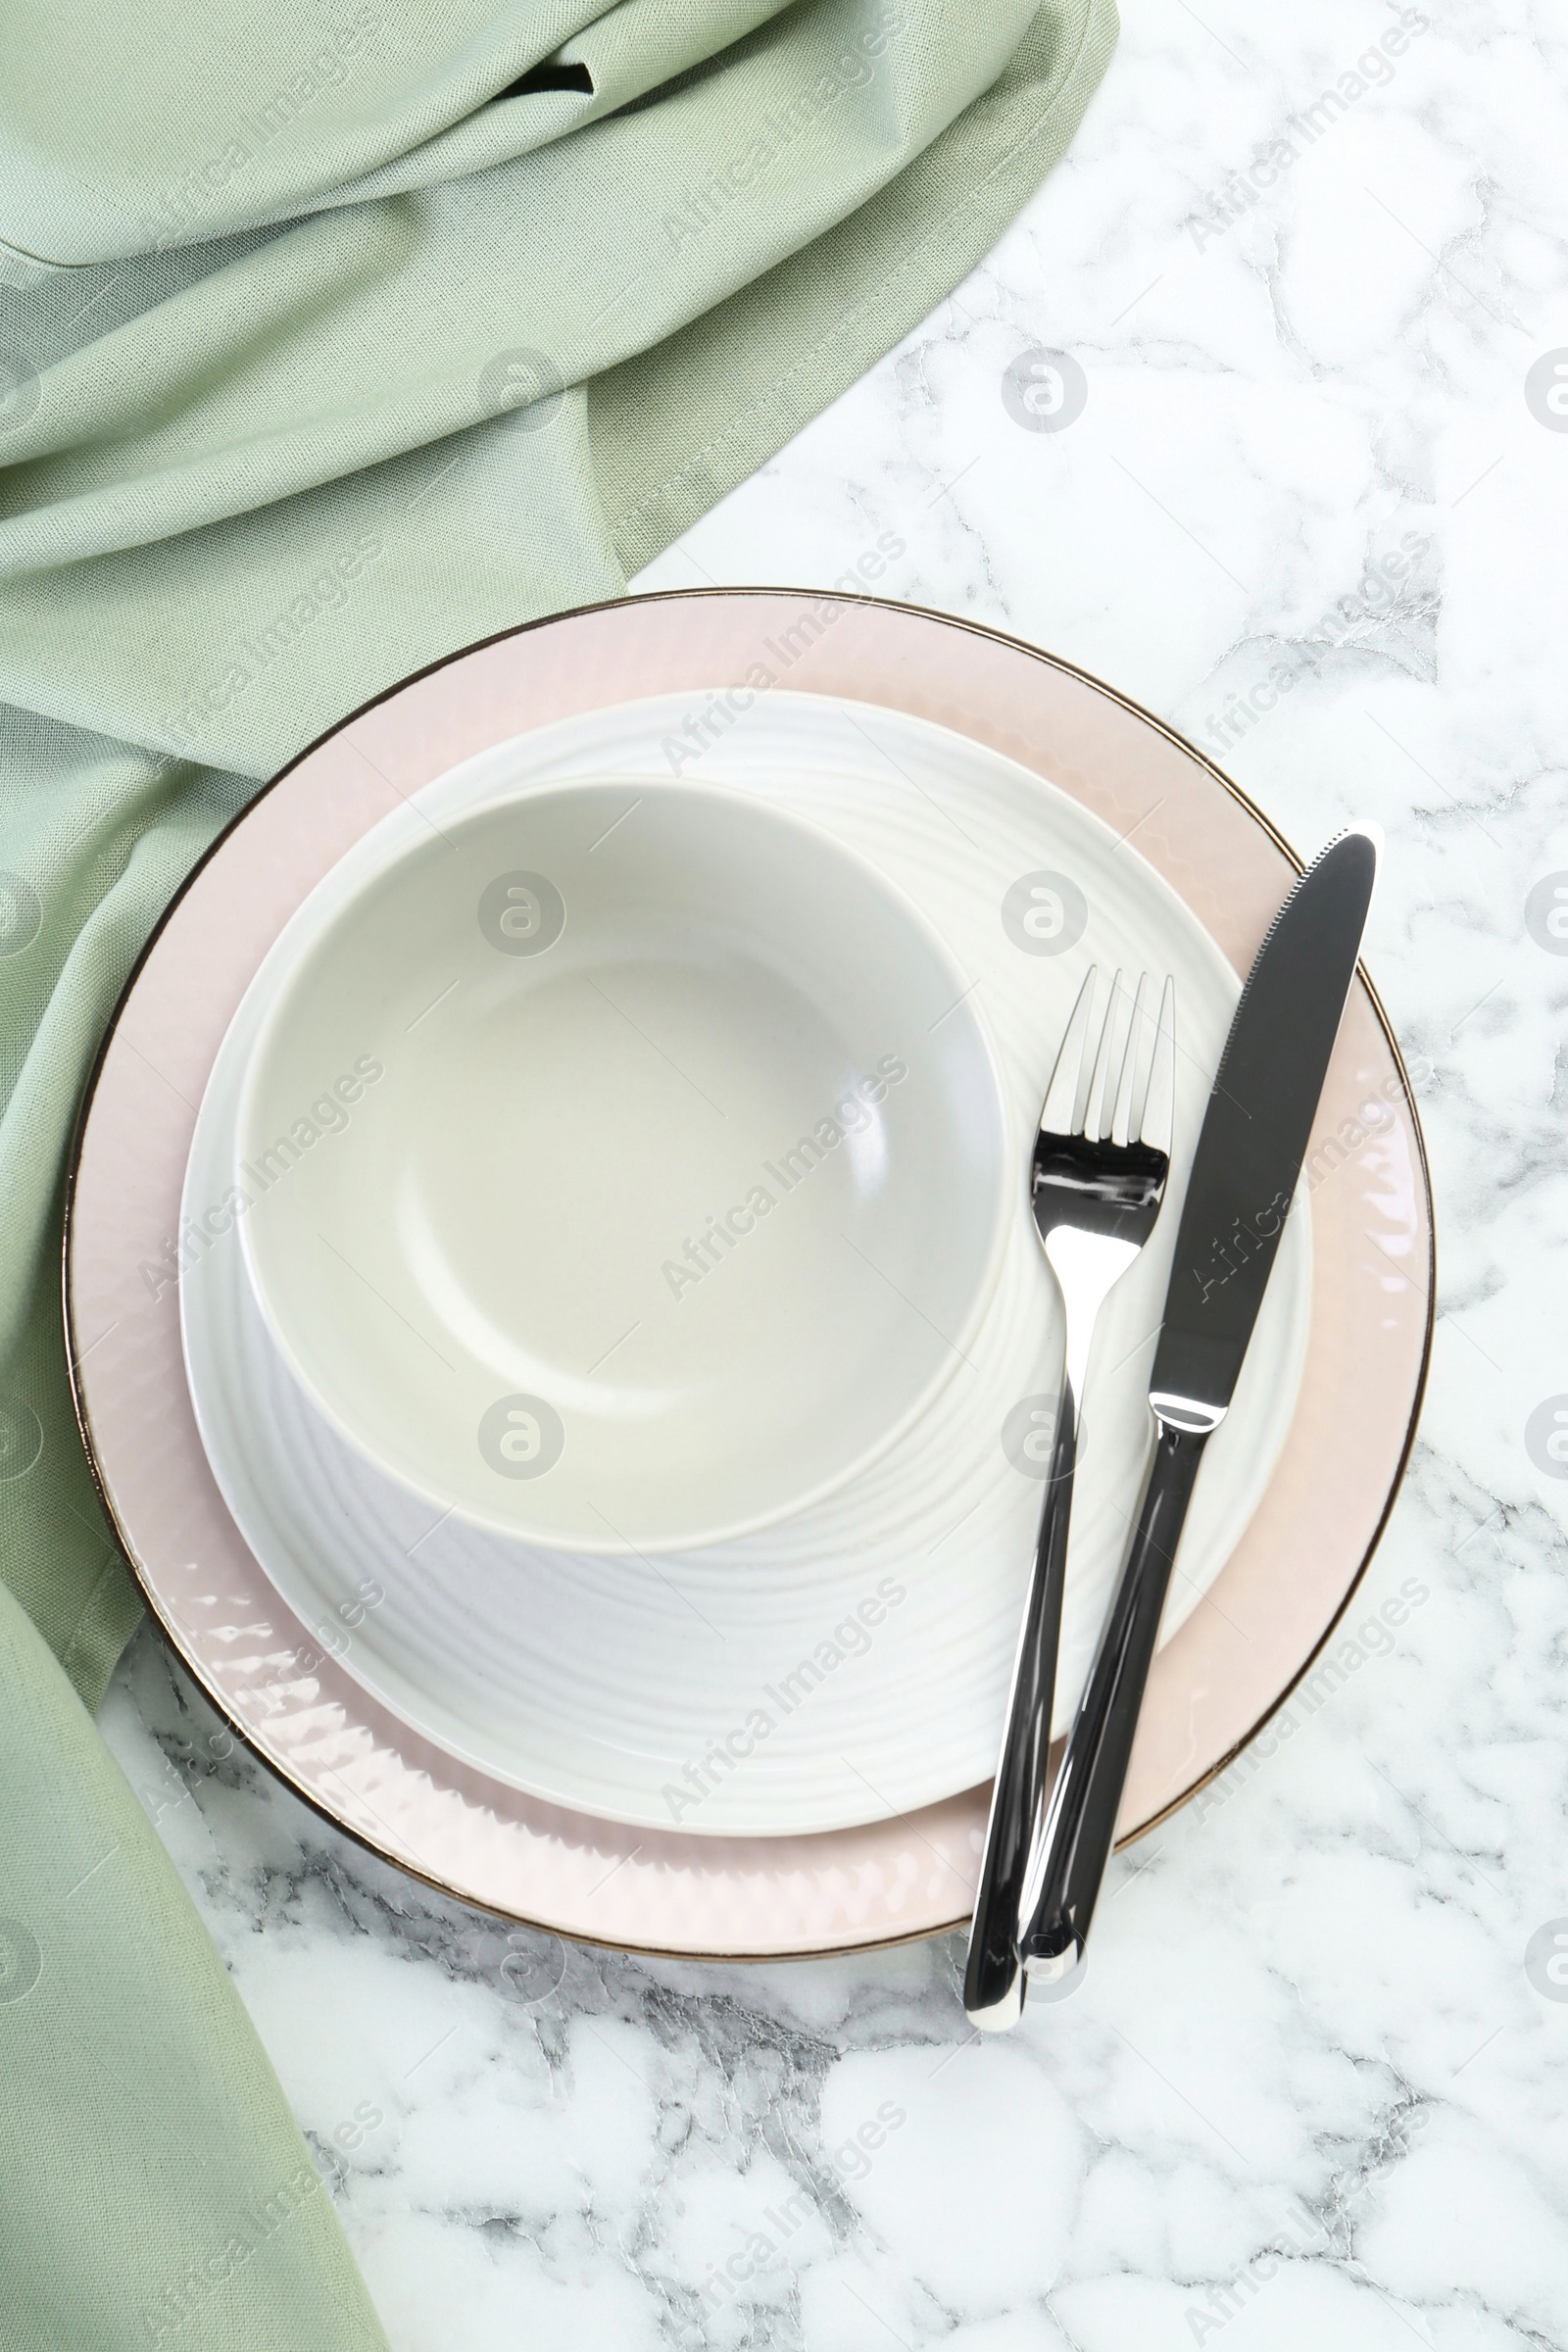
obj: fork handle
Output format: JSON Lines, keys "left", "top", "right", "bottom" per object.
{"left": 1021, "top": 1416, "right": 1209, "bottom": 1977}
{"left": 962, "top": 1378, "right": 1079, "bottom": 2029}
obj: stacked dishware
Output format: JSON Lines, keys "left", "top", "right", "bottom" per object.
{"left": 66, "top": 594, "right": 1430, "bottom": 1971}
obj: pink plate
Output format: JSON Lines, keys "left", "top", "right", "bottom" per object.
{"left": 66, "top": 591, "right": 1433, "bottom": 1960}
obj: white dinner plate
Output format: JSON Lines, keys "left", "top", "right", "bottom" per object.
{"left": 178, "top": 690, "right": 1312, "bottom": 1836}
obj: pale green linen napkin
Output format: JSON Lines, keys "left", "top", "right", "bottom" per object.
{"left": 0, "top": 2, "right": 1115, "bottom": 2341}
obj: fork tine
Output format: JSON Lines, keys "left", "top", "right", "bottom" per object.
{"left": 1039, "top": 967, "right": 1098, "bottom": 1137}
{"left": 1109, "top": 972, "right": 1152, "bottom": 1147}
{"left": 1139, "top": 977, "right": 1175, "bottom": 1156}
{"left": 1082, "top": 968, "right": 1122, "bottom": 1142}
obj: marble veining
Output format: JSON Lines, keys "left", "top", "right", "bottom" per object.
{"left": 101, "top": 0, "right": 1568, "bottom": 2341}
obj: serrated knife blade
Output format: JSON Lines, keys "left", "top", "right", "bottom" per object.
{"left": 1149, "top": 822, "right": 1381, "bottom": 1433}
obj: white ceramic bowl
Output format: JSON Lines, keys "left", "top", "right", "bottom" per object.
{"left": 234, "top": 777, "right": 1009, "bottom": 1553}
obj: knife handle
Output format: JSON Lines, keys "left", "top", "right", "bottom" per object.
{"left": 962, "top": 1381, "right": 1078, "bottom": 2028}
{"left": 1022, "top": 1415, "right": 1210, "bottom": 1976}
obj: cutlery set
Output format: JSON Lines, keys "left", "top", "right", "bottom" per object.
{"left": 966, "top": 824, "right": 1380, "bottom": 2027}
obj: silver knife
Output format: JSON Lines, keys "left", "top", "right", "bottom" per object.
{"left": 1007, "top": 822, "right": 1381, "bottom": 1998}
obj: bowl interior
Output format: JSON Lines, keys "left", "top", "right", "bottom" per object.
{"left": 234, "top": 777, "right": 1009, "bottom": 1550}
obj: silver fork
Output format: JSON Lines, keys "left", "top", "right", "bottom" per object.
{"left": 964, "top": 967, "right": 1175, "bottom": 2030}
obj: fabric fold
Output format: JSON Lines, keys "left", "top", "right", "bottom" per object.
{"left": 0, "top": 1, "right": 1116, "bottom": 2340}
{"left": 0, "top": 1577, "right": 394, "bottom": 2350}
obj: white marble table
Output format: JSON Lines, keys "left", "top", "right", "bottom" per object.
{"left": 101, "top": 0, "right": 1568, "bottom": 2341}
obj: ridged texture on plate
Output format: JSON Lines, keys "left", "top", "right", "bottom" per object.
{"left": 178, "top": 690, "right": 1311, "bottom": 1835}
